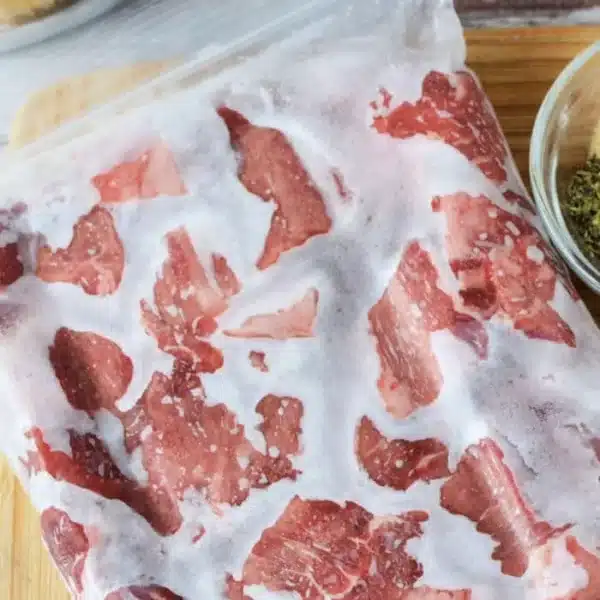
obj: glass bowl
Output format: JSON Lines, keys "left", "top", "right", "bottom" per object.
{"left": 0, "top": 0, "right": 125, "bottom": 54}
{"left": 530, "top": 41, "right": 600, "bottom": 293}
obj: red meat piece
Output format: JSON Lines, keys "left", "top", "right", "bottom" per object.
{"left": 192, "top": 525, "right": 206, "bottom": 544}
{"left": 440, "top": 438, "right": 569, "bottom": 577}
{"left": 0, "top": 242, "right": 23, "bottom": 287}
{"left": 249, "top": 351, "right": 268, "bottom": 373}
{"left": 450, "top": 312, "right": 489, "bottom": 360}
{"left": 42, "top": 318, "right": 304, "bottom": 532}
{"left": 120, "top": 361, "right": 303, "bottom": 510}
{"left": 355, "top": 416, "right": 450, "bottom": 491}
{"left": 525, "top": 536, "right": 600, "bottom": 599}
{"left": 331, "top": 169, "right": 353, "bottom": 204}
{"left": 256, "top": 394, "right": 303, "bottom": 458}
{"left": 433, "top": 192, "right": 576, "bottom": 347}
{"left": 225, "top": 288, "right": 318, "bottom": 340}
{"left": 372, "top": 71, "right": 507, "bottom": 184}
{"left": 49, "top": 327, "right": 133, "bottom": 415}
{"left": 105, "top": 585, "right": 183, "bottom": 600}
{"left": 557, "top": 537, "right": 600, "bottom": 600}
{"left": 26, "top": 429, "right": 181, "bottom": 536}
{"left": 218, "top": 107, "right": 332, "bottom": 269}
{"left": 503, "top": 191, "right": 536, "bottom": 215}
{"left": 228, "top": 496, "right": 470, "bottom": 599}
{"left": 0, "top": 204, "right": 27, "bottom": 288}
{"left": 45, "top": 328, "right": 145, "bottom": 537}
{"left": 226, "top": 576, "right": 254, "bottom": 600}
{"left": 368, "top": 241, "right": 488, "bottom": 419}
{"left": 41, "top": 508, "right": 89, "bottom": 595}
{"left": 141, "top": 228, "right": 240, "bottom": 373}
{"left": 36, "top": 205, "right": 125, "bottom": 296}
{"left": 212, "top": 253, "right": 241, "bottom": 298}
{"left": 92, "top": 143, "right": 187, "bottom": 204}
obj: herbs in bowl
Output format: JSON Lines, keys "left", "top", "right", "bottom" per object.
{"left": 563, "top": 154, "right": 600, "bottom": 264}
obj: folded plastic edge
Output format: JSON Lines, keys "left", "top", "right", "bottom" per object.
{"left": 0, "top": 0, "right": 464, "bottom": 183}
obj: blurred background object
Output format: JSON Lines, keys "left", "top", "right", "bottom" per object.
{"left": 457, "top": 0, "right": 598, "bottom": 9}
{"left": 0, "top": 0, "right": 124, "bottom": 52}
{"left": 0, "top": 0, "right": 598, "bottom": 147}
{"left": 457, "top": 0, "right": 600, "bottom": 25}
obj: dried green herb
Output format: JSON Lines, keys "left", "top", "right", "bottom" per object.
{"left": 563, "top": 155, "right": 600, "bottom": 263}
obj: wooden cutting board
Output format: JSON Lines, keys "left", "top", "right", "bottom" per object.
{"left": 1, "top": 25, "right": 600, "bottom": 600}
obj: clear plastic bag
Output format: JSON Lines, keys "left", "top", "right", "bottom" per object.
{"left": 0, "top": 0, "right": 312, "bottom": 142}
{"left": 1, "top": 1, "right": 600, "bottom": 598}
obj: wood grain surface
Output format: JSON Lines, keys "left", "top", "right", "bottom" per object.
{"left": 1, "top": 25, "right": 600, "bottom": 600}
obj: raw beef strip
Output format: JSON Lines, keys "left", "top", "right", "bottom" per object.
{"left": 0, "top": 242, "right": 23, "bottom": 287}
{"left": 331, "top": 168, "right": 354, "bottom": 204}
{"left": 225, "top": 288, "right": 319, "bottom": 339}
{"left": 218, "top": 106, "right": 332, "bottom": 269}
{"left": 248, "top": 350, "right": 269, "bottom": 372}
{"left": 119, "top": 361, "right": 303, "bottom": 510}
{"left": 227, "top": 496, "right": 470, "bottom": 599}
{"left": 105, "top": 585, "right": 183, "bottom": 600}
{"left": 226, "top": 578, "right": 253, "bottom": 600}
{"left": 432, "top": 192, "right": 575, "bottom": 347}
{"left": 49, "top": 327, "right": 133, "bottom": 416}
{"left": 141, "top": 228, "right": 239, "bottom": 373}
{"left": 191, "top": 525, "right": 206, "bottom": 544}
{"left": 556, "top": 537, "right": 600, "bottom": 599}
{"left": 440, "top": 438, "right": 569, "bottom": 577}
{"left": 368, "top": 241, "right": 488, "bottom": 419}
{"left": 41, "top": 508, "right": 89, "bottom": 596}
{"left": 212, "top": 253, "right": 242, "bottom": 297}
{"left": 355, "top": 416, "right": 450, "bottom": 490}
{"left": 0, "top": 204, "right": 26, "bottom": 288}
{"left": 92, "top": 143, "right": 187, "bottom": 204}
{"left": 36, "top": 205, "right": 125, "bottom": 296}
{"left": 372, "top": 71, "right": 507, "bottom": 184}
{"left": 503, "top": 190, "right": 536, "bottom": 215}
{"left": 25, "top": 428, "right": 181, "bottom": 536}
{"left": 45, "top": 324, "right": 305, "bottom": 524}
{"left": 256, "top": 394, "right": 303, "bottom": 458}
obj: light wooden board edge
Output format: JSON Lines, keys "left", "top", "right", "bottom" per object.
{"left": 9, "top": 60, "right": 172, "bottom": 148}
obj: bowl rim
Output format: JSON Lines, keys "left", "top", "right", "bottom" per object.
{"left": 530, "top": 39, "right": 600, "bottom": 294}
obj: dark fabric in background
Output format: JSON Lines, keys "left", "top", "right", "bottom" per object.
{"left": 456, "top": 0, "right": 599, "bottom": 10}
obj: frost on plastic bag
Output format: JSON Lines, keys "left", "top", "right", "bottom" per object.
{"left": 1, "top": 0, "right": 600, "bottom": 598}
